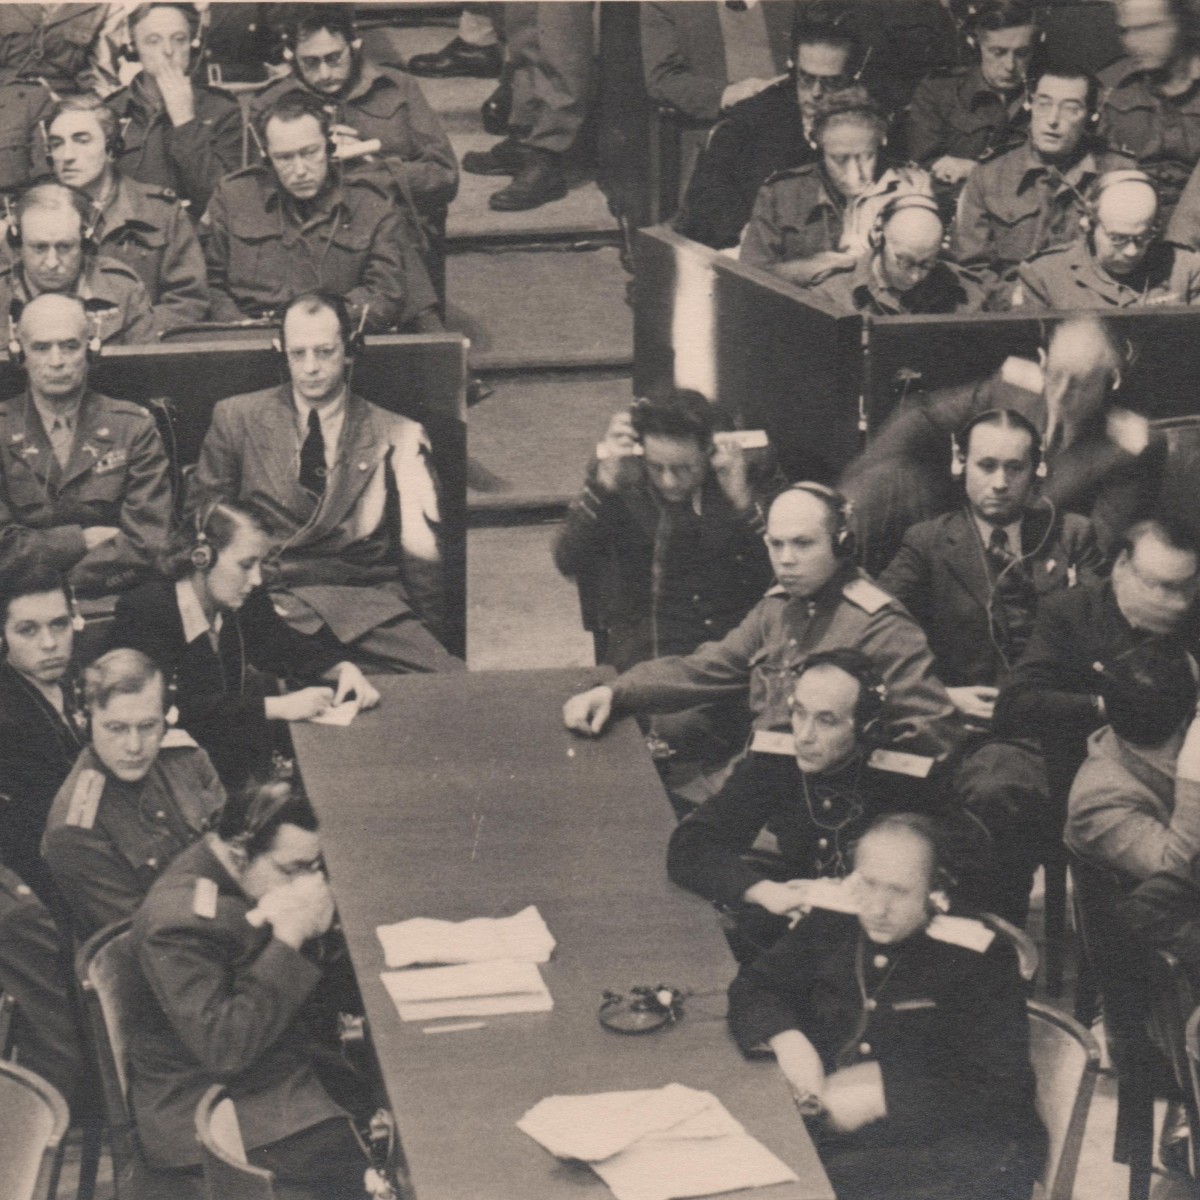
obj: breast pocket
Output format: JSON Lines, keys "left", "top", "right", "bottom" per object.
{"left": 322, "top": 220, "right": 374, "bottom": 294}
{"left": 989, "top": 202, "right": 1042, "bottom": 266}
{"left": 223, "top": 222, "right": 287, "bottom": 313}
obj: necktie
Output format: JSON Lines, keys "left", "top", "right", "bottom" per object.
{"left": 987, "top": 526, "right": 1014, "bottom": 569}
{"left": 299, "top": 407, "right": 326, "bottom": 496}
{"left": 48, "top": 415, "right": 73, "bottom": 471}
{"left": 987, "top": 527, "right": 1036, "bottom": 660}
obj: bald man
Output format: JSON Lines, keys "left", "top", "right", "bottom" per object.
{"left": 0, "top": 294, "right": 171, "bottom": 596}
{"left": 1015, "top": 173, "right": 1200, "bottom": 307}
{"left": 805, "top": 199, "right": 989, "bottom": 314}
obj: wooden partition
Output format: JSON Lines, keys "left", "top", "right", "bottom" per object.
{"left": 0, "top": 335, "right": 468, "bottom": 655}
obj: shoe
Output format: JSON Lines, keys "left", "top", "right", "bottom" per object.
{"left": 1159, "top": 1100, "right": 1192, "bottom": 1176}
{"left": 406, "top": 37, "right": 502, "bottom": 78}
{"left": 461, "top": 137, "right": 525, "bottom": 176}
{"left": 489, "top": 150, "right": 568, "bottom": 211}
{"left": 481, "top": 81, "right": 512, "bottom": 136}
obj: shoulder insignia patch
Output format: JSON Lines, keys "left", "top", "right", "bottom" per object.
{"left": 193, "top": 876, "right": 219, "bottom": 920}
{"left": 842, "top": 577, "right": 891, "bottom": 614}
{"left": 927, "top": 914, "right": 995, "bottom": 953}
{"left": 66, "top": 769, "right": 105, "bottom": 829}
{"left": 867, "top": 748, "right": 934, "bottom": 778}
{"left": 751, "top": 730, "right": 794, "bottom": 756}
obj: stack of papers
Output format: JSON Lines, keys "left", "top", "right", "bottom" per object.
{"left": 518, "top": 1084, "right": 798, "bottom": 1200}
{"left": 380, "top": 959, "right": 553, "bottom": 1021}
{"left": 376, "top": 905, "right": 555, "bottom": 967}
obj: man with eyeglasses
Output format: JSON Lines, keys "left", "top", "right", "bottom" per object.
{"left": 200, "top": 91, "right": 439, "bottom": 332}
{"left": 1014, "top": 169, "right": 1200, "bottom": 306}
{"left": 803, "top": 191, "right": 989, "bottom": 314}
{"left": 41, "top": 648, "right": 227, "bottom": 939}
{"left": 187, "top": 291, "right": 462, "bottom": 675}
{"left": 953, "top": 62, "right": 1136, "bottom": 282}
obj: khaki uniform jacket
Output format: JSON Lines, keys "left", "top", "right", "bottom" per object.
{"left": 1015, "top": 237, "right": 1200, "bottom": 309}
{"left": 903, "top": 65, "right": 1026, "bottom": 168}
{"left": 0, "top": 388, "right": 172, "bottom": 596}
{"left": 42, "top": 738, "right": 225, "bottom": 938}
{"left": 105, "top": 74, "right": 242, "bottom": 216}
{"left": 250, "top": 63, "right": 459, "bottom": 217}
{"left": 94, "top": 174, "right": 209, "bottom": 333}
{"left": 187, "top": 384, "right": 444, "bottom": 642}
{"left": 953, "top": 140, "right": 1136, "bottom": 276}
{"left": 805, "top": 253, "right": 989, "bottom": 315}
{"left": 609, "top": 566, "right": 960, "bottom": 760}
{"left": 200, "top": 166, "right": 434, "bottom": 330}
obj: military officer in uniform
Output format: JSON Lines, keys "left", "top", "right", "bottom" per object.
{"left": 668, "top": 651, "right": 983, "bottom": 962}
{"left": 953, "top": 63, "right": 1136, "bottom": 283}
{"left": 563, "top": 483, "right": 961, "bottom": 768}
{"left": 1015, "top": 168, "right": 1200, "bottom": 308}
{"left": 45, "top": 93, "right": 209, "bottom": 335}
{"left": 0, "top": 294, "right": 172, "bottom": 597}
{"left": 42, "top": 647, "right": 226, "bottom": 939}
{"left": 201, "top": 90, "right": 438, "bottom": 332}
{"left": 804, "top": 192, "right": 989, "bottom": 315}
{"left": 740, "top": 95, "right": 932, "bottom": 287}
{"left": 727, "top": 813, "right": 1046, "bottom": 1200}
{"left": 104, "top": 2, "right": 242, "bottom": 216}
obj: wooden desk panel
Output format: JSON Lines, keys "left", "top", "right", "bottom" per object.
{"left": 292, "top": 669, "right": 833, "bottom": 1200}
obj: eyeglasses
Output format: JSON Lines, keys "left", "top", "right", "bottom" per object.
{"left": 1030, "top": 95, "right": 1088, "bottom": 119}
{"left": 269, "top": 852, "right": 325, "bottom": 879}
{"left": 268, "top": 142, "right": 326, "bottom": 169}
{"left": 1097, "top": 224, "right": 1158, "bottom": 250}
{"left": 890, "top": 252, "right": 940, "bottom": 273}
{"left": 797, "top": 68, "right": 854, "bottom": 94}
{"left": 298, "top": 47, "right": 350, "bottom": 72}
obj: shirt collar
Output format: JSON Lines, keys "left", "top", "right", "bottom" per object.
{"left": 176, "top": 578, "right": 222, "bottom": 644}
{"left": 30, "top": 391, "right": 81, "bottom": 439}
{"left": 292, "top": 387, "right": 346, "bottom": 433}
{"left": 973, "top": 511, "right": 1023, "bottom": 554}
{"left": 1016, "top": 142, "right": 1099, "bottom": 192}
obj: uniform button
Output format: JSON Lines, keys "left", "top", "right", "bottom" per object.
{"left": 155, "top": 810, "right": 166, "bottom": 820}
{"left": 818, "top": 837, "right": 828, "bottom": 850}
{"left": 692, "top": 594, "right": 701, "bottom": 603}
{"left": 858, "top": 1042, "right": 871, "bottom": 1056}
{"left": 704, "top": 618, "right": 713, "bottom": 627}
{"left": 873, "top": 954, "right": 888, "bottom": 970}
{"left": 146, "top": 857, "right": 158, "bottom": 869}
{"left": 822, "top": 798, "right": 832, "bottom": 811}
{"left": 864, "top": 998, "right": 877, "bottom": 1011}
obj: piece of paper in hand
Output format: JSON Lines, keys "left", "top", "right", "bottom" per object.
{"left": 376, "top": 905, "right": 555, "bottom": 967}
{"left": 308, "top": 701, "right": 359, "bottom": 726}
{"left": 380, "top": 959, "right": 552, "bottom": 1021}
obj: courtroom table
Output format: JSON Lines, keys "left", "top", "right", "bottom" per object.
{"left": 292, "top": 668, "right": 835, "bottom": 1200}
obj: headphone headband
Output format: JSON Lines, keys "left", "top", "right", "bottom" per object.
{"left": 773, "top": 482, "right": 856, "bottom": 557}
{"left": 952, "top": 408, "right": 1046, "bottom": 477}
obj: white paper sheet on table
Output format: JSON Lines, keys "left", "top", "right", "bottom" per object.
{"left": 518, "top": 1085, "right": 798, "bottom": 1200}
{"left": 376, "top": 904, "right": 555, "bottom": 967}
{"left": 380, "top": 959, "right": 553, "bottom": 1021}
{"left": 307, "top": 700, "right": 358, "bottom": 726}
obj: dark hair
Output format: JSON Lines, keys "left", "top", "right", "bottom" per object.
{"left": 258, "top": 90, "right": 332, "bottom": 149}
{"left": 1028, "top": 57, "right": 1101, "bottom": 112}
{"left": 629, "top": 390, "right": 719, "bottom": 450}
{"left": 218, "top": 778, "right": 318, "bottom": 859}
{"left": 0, "top": 556, "right": 69, "bottom": 628}
{"left": 284, "top": 3, "right": 357, "bottom": 49}
{"left": 278, "top": 290, "right": 353, "bottom": 353}
{"left": 811, "top": 92, "right": 887, "bottom": 146}
{"left": 954, "top": 408, "right": 1043, "bottom": 471}
{"left": 1099, "top": 642, "right": 1198, "bottom": 748}
{"left": 159, "top": 500, "right": 270, "bottom": 581}
{"left": 127, "top": 2, "right": 198, "bottom": 38}
{"left": 45, "top": 93, "right": 120, "bottom": 152}
{"left": 793, "top": 648, "right": 885, "bottom": 733}
{"left": 1118, "top": 517, "right": 1200, "bottom": 564}
{"left": 83, "top": 647, "right": 164, "bottom": 712}
{"left": 966, "top": 0, "right": 1037, "bottom": 34}
{"left": 792, "top": 4, "right": 861, "bottom": 58}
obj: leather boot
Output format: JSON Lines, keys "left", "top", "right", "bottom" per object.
{"left": 489, "top": 149, "right": 568, "bottom": 211}
{"left": 406, "top": 37, "right": 502, "bottom": 78}
{"left": 462, "top": 137, "right": 525, "bottom": 176}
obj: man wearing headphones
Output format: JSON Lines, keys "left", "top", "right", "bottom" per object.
{"left": 668, "top": 650, "right": 979, "bottom": 961}
{"left": 44, "top": 93, "right": 209, "bottom": 335}
{"left": 0, "top": 293, "right": 172, "bottom": 597}
{"left": 41, "top": 647, "right": 226, "bottom": 940}
{"left": 880, "top": 409, "right": 1103, "bottom": 728}
{"left": 953, "top": 60, "right": 1136, "bottom": 282}
{"left": 103, "top": 2, "right": 242, "bottom": 217}
{"left": 803, "top": 191, "right": 989, "bottom": 314}
{"left": 187, "top": 291, "right": 461, "bottom": 674}
{"left": 564, "top": 483, "right": 960, "bottom": 769}
{"left": 1015, "top": 169, "right": 1200, "bottom": 307}
{"left": 0, "top": 182, "right": 156, "bottom": 345}
{"left": 728, "top": 813, "right": 1046, "bottom": 1200}
{"left": 200, "top": 90, "right": 438, "bottom": 332}
{"left": 740, "top": 95, "right": 932, "bottom": 287}
{"left": 902, "top": 0, "right": 1036, "bottom": 191}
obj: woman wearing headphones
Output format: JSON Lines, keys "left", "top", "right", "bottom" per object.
{"left": 106, "top": 500, "right": 379, "bottom": 789}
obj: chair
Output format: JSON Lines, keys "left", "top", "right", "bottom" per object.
{"left": 1183, "top": 1007, "right": 1200, "bottom": 1182}
{"left": 0, "top": 986, "right": 16, "bottom": 1055}
{"left": 0, "top": 1058, "right": 70, "bottom": 1200}
{"left": 1146, "top": 949, "right": 1200, "bottom": 1180}
{"left": 981, "top": 911, "right": 1041, "bottom": 985}
{"left": 195, "top": 1085, "right": 276, "bottom": 1200}
{"left": 1029, "top": 1000, "right": 1102, "bottom": 1200}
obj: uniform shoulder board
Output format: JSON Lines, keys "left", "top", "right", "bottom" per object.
{"left": 192, "top": 876, "right": 219, "bottom": 920}
{"left": 842, "top": 577, "right": 892, "bottom": 615}
{"left": 160, "top": 728, "right": 199, "bottom": 750}
{"left": 927, "top": 914, "right": 995, "bottom": 953}
{"left": 929, "top": 64, "right": 967, "bottom": 79}
{"left": 867, "top": 748, "right": 934, "bottom": 778}
{"left": 226, "top": 163, "right": 267, "bottom": 183}
{"left": 750, "top": 730, "right": 794, "bottom": 756}
{"left": 97, "top": 258, "right": 142, "bottom": 282}
{"left": 762, "top": 162, "right": 816, "bottom": 187}
{"left": 66, "top": 769, "right": 105, "bottom": 829}
{"left": 146, "top": 185, "right": 177, "bottom": 203}
{"left": 978, "top": 137, "right": 1023, "bottom": 165}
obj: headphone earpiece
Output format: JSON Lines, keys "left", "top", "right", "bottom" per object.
{"left": 869, "top": 191, "right": 942, "bottom": 252}
{"left": 66, "top": 584, "right": 85, "bottom": 633}
{"left": 952, "top": 408, "right": 1045, "bottom": 480}
{"left": 191, "top": 502, "right": 217, "bottom": 572}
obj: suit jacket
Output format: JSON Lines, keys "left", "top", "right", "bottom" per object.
{"left": 187, "top": 385, "right": 444, "bottom": 642}
{"left": 0, "top": 389, "right": 172, "bottom": 596}
{"left": 879, "top": 505, "right": 1105, "bottom": 687}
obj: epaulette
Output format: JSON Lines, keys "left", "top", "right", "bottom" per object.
{"left": 1023, "top": 241, "right": 1074, "bottom": 265}
{"left": 160, "top": 729, "right": 199, "bottom": 750}
{"left": 977, "top": 136, "right": 1025, "bottom": 165}
{"left": 926, "top": 914, "right": 994, "bottom": 953}
{"left": 96, "top": 258, "right": 143, "bottom": 282}
{"left": 65, "top": 768, "right": 105, "bottom": 829}
{"left": 842, "top": 577, "right": 892, "bottom": 615}
{"left": 867, "top": 748, "right": 934, "bottom": 778}
{"left": 761, "top": 161, "right": 818, "bottom": 187}
{"left": 143, "top": 185, "right": 178, "bottom": 204}
{"left": 343, "top": 172, "right": 394, "bottom": 201}
{"left": 224, "top": 163, "right": 269, "bottom": 182}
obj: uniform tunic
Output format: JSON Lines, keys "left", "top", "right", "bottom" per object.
{"left": 0, "top": 388, "right": 172, "bottom": 596}
{"left": 42, "top": 738, "right": 225, "bottom": 938}
{"left": 903, "top": 65, "right": 1026, "bottom": 169}
{"left": 200, "top": 166, "right": 436, "bottom": 331}
{"left": 805, "top": 254, "right": 989, "bottom": 315}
